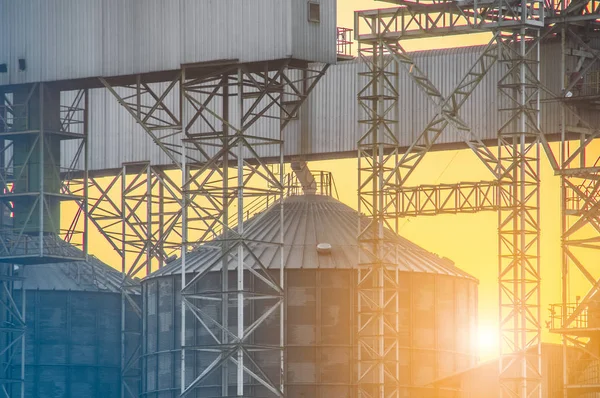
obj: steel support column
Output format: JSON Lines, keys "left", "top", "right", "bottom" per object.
{"left": 179, "top": 61, "right": 327, "bottom": 397}
{"left": 0, "top": 263, "right": 25, "bottom": 398}
{"left": 544, "top": 27, "right": 600, "bottom": 398}
{"left": 83, "top": 163, "right": 182, "bottom": 398}
{"left": 355, "top": 9, "right": 500, "bottom": 396}
{"left": 495, "top": 28, "right": 543, "bottom": 398}
{"left": 0, "top": 84, "right": 88, "bottom": 263}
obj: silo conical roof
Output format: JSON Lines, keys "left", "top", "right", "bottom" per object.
{"left": 149, "top": 195, "right": 477, "bottom": 281}
{"left": 16, "top": 244, "right": 127, "bottom": 292}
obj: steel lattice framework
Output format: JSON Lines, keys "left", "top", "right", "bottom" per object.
{"left": 179, "top": 61, "right": 327, "bottom": 397}
{"left": 545, "top": 27, "right": 600, "bottom": 398}
{"left": 99, "top": 61, "right": 328, "bottom": 397}
{"left": 0, "top": 84, "right": 88, "bottom": 398}
{"left": 81, "top": 162, "right": 183, "bottom": 398}
{"left": 355, "top": 0, "right": 600, "bottom": 396}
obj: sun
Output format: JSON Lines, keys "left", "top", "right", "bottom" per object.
{"left": 477, "top": 325, "right": 500, "bottom": 360}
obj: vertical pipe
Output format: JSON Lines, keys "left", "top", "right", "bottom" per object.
{"left": 535, "top": 29, "right": 542, "bottom": 398}
{"left": 180, "top": 139, "right": 187, "bottom": 396}
{"left": 20, "top": 280, "right": 25, "bottom": 398}
{"left": 146, "top": 164, "right": 152, "bottom": 275}
{"left": 39, "top": 84, "right": 44, "bottom": 256}
{"left": 497, "top": 38, "right": 505, "bottom": 398}
{"left": 377, "top": 36, "right": 386, "bottom": 398}
{"left": 83, "top": 89, "right": 89, "bottom": 258}
{"left": 279, "top": 69, "right": 286, "bottom": 397}
{"left": 222, "top": 75, "right": 230, "bottom": 396}
{"left": 121, "top": 164, "right": 127, "bottom": 398}
{"left": 560, "top": 26, "right": 569, "bottom": 398}
{"left": 237, "top": 66, "right": 245, "bottom": 397}
{"left": 158, "top": 181, "right": 164, "bottom": 269}
{"left": 520, "top": 29, "right": 528, "bottom": 398}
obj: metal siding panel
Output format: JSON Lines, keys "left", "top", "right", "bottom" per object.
{"left": 0, "top": 0, "right": 11, "bottom": 86}
{"left": 180, "top": 0, "right": 292, "bottom": 66}
{"left": 3, "top": 0, "right": 336, "bottom": 84}
{"left": 102, "top": 0, "right": 180, "bottom": 78}
{"left": 291, "top": 0, "right": 337, "bottom": 65}
{"left": 12, "top": 290, "right": 124, "bottom": 398}
{"left": 8, "top": 0, "right": 103, "bottom": 85}
{"left": 42, "top": 0, "right": 103, "bottom": 82}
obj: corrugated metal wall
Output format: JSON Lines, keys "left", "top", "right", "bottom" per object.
{"left": 142, "top": 270, "right": 477, "bottom": 398}
{"left": 9, "top": 290, "right": 123, "bottom": 398}
{"left": 1, "top": 0, "right": 336, "bottom": 85}
{"left": 57, "top": 39, "right": 600, "bottom": 172}
{"left": 291, "top": 0, "right": 337, "bottom": 66}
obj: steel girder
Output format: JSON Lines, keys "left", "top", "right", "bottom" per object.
{"left": 393, "top": 180, "right": 500, "bottom": 217}
{"left": 179, "top": 62, "right": 327, "bottom": 397}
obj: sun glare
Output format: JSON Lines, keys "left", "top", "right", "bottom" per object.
{"left": 477, "top": 326, "right": 500, "bottom": 360}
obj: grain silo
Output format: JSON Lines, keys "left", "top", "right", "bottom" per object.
{"left": 5, "top": 247, "right": 140, "bottom": 398}
{"left": 141, "top": 193, "right": 478, "bottom": 398}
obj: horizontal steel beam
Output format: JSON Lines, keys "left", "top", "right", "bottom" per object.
{"left": 389, "top": 180, "right": 499, "bottom": 217}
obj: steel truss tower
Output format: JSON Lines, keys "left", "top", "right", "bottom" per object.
{"left": 100, "top": 61, "right": 327, "bottom": 396}
{"left": 545, "top": 26, "right": 600, "bottom": 397}
{"left": 179, "top": 61, "right": 327, "bottom": 397}
{"left": 0, "top": 84, "right": 88, "bottom": 397}
{"left": 354, "top": 0, "right": 560, "bottom": 395}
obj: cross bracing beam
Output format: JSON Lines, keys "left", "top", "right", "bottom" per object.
{"left": 359, "top": 0, "right": 595, "bottom": 42}
{"left": 356, "top": 0, "right": 553, "bottom": 395}
{"left": 180, "top": 61, "right": 328, "bottom": 398}
{"left": 100, "top": 74, "right": 183, "bottom": 168}
{"left": 390, "top": 180, "right": 500, "bottom": 217}
{"left": 68, "top": 162, "right": 183, "bottom": 398}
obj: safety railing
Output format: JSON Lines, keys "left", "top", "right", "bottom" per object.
{"left": 549, "top": 302, "right": 600, "bottom": 331}
{"left": 337, "top": 27, "right": 353, "bottom": 58}
{"left": 205, "top": 170, "right": 338, "bottom": 241}
{"left": 284, "top": 170, "right": 339, "bottom": 198}
{"left": 565, "top": 69, "right": 600, "bottom": 97}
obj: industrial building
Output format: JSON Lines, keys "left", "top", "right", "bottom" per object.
{"left": 1, "top": 0, "right": 600, "bottom": 397}
{"left": 141, "top": 190, "right": 478, "bottom": 397}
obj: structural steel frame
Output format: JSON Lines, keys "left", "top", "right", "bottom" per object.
{"left": 179, "top": 61, "right": 327, "bottom": 397}
{"left": 544, "top": 27, "right": 600, "bottom": 398}
{"left": 83, "top": 162, "right": 182, "bottom": 398}
{"left": 353, "top": 0, "right": 591, "bottom": 395}
{"left": 0, "top": 84, "right": 88, "bottom": 263}
{"left": 0, "top": 84, "right": 88, "bottom": 398}
{"left": 101, "top": 61, "right": 327, "bottom": 397}
{"left": 357, "top": 0, "right": 600, "bottom": 396}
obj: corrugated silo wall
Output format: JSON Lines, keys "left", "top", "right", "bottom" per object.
{"left": 142, "top": 269, "right": 477, "bottom": 397}
{"left": 7, "top": 289, "right": 140, "bottom": 398}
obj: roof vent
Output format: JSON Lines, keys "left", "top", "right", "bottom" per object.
{"left": 166, "top": 254, "right": 178, "bottom": 264}
{"left": 316, "top": 242, "right": 332, "bottom": 255}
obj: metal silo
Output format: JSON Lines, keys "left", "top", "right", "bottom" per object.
{"left": 5, "top": 248, "right": 139, "bottom": 398}
{"left": 141, "top": 193, "right": 478, "bottom": 397}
